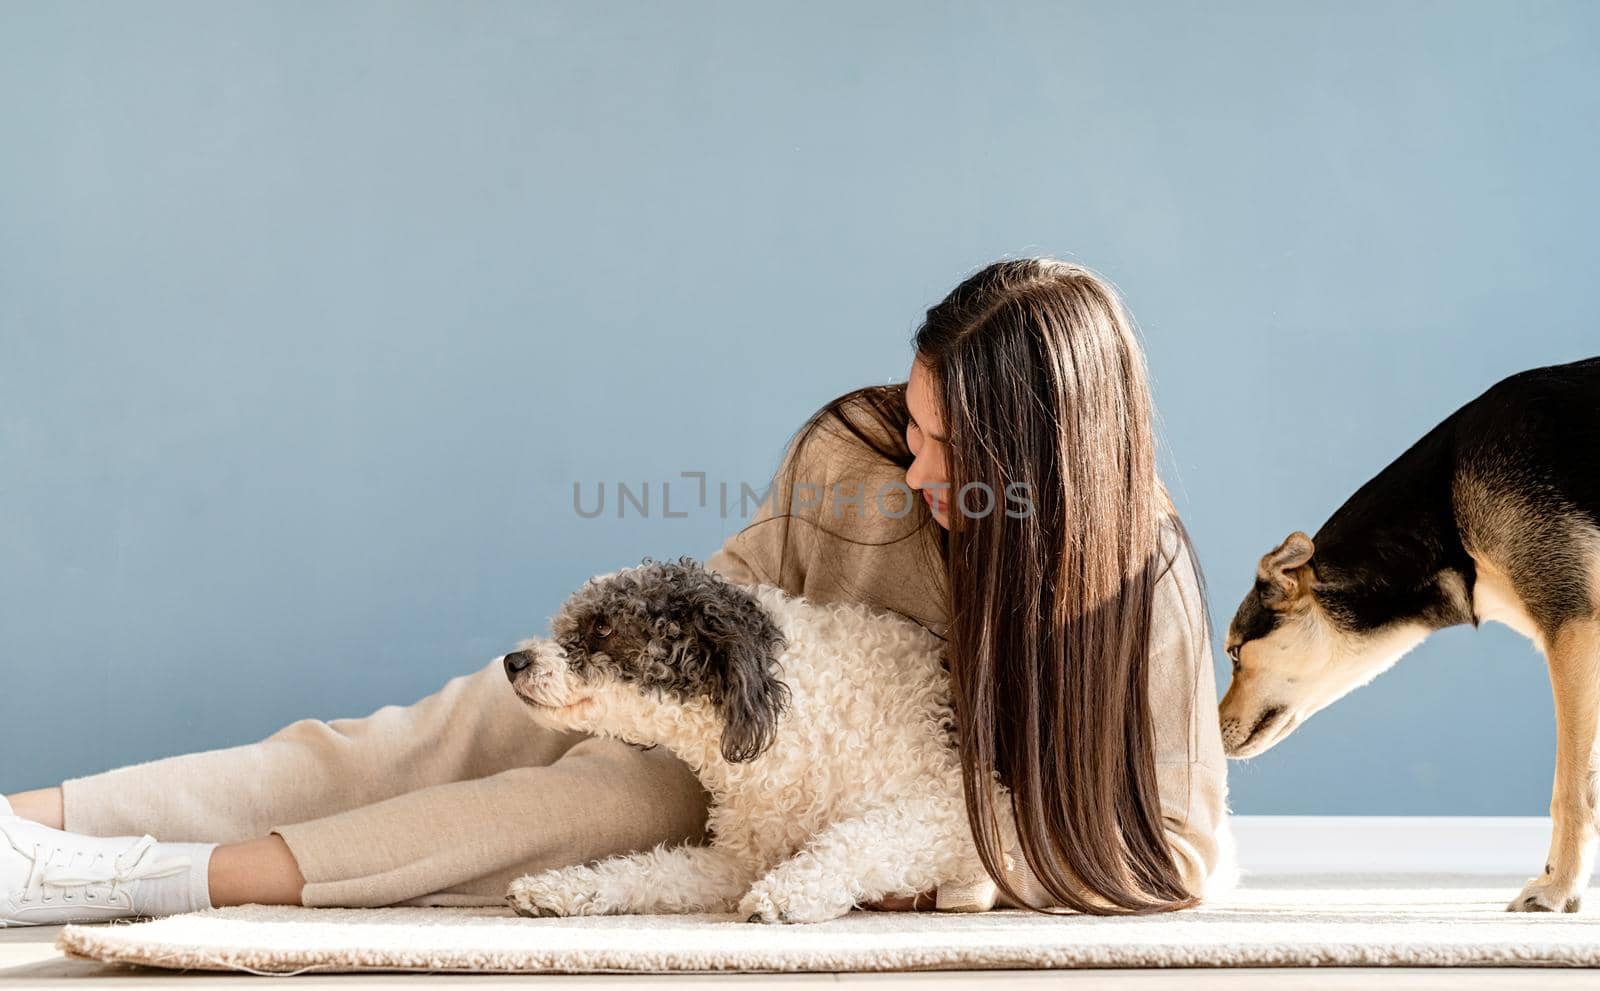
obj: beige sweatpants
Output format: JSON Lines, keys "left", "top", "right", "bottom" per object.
{"left": 60, "top": 659, "right": 711, "bottom": 908}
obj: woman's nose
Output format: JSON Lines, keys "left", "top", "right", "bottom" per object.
{"left": 904, "top": 458, "right": 928, "bottom": 491}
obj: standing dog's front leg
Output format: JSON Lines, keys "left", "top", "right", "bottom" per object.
{"left": 1511, "top": 619, "right": 1600, "bottom": 913}
{"left": 508, "top": 844, "right": 755, "bottom": 917}
{"left": 739, "top": 797, "right": 974, "bottom": 924}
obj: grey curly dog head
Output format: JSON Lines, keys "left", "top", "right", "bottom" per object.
{"left": 503, "top": 556, "right": 790, "bottom": 763}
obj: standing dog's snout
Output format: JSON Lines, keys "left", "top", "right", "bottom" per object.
{"left": 503, "top": 650, "right": 535, "bottom": 681}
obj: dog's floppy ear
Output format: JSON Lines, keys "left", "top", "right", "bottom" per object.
{"left": 1257, "top": 532, "right": 1316, "bottom": 610}
{"left": 712, "top": 622, "right": 790, "bottom": 763}
{"left": 666, "top": 557, "right": 790, "bottom": 763}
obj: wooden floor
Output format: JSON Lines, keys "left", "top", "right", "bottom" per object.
{"left": 4, "top": 925, "right": 1596, "bottom": 989}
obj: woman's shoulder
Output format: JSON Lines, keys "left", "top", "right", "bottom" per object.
{"left": 707, "top": 398, "right": 944, "bottom": 622}
{"left": 773, "top": 405, "right": 920, "bottom": 535}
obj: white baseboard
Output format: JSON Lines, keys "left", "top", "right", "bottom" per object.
{"left": 1231, "top": 816, "right": 1551, "bottom": 875}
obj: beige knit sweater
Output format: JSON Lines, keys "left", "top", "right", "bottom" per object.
{"left": 701, "top": 415, "right": 1236, "bottom": 910}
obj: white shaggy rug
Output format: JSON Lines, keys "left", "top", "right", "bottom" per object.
{"left": 56, "top": 875, "right": 1600, "bottom": 974}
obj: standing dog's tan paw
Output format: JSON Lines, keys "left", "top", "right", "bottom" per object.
{"left": 1508, "top": 873, "right": 1583, "bottom": 913}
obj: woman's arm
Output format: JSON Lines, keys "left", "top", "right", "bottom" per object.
{"left": 1144, "top": 519, "right": 1237, "bottom": 903}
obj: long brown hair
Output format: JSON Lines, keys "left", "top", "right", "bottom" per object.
{"left": 764, "top": 258, "right": 1199, "bottom": 914}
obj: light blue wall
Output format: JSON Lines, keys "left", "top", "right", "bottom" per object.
{"left": 2, "top": 1, "right": 1596, "bottom": 814}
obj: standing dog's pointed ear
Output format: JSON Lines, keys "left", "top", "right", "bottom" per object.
{"left": 664, "top": 558, "right": 790, "bottom": 763}
{"left": 1257, "top": 532, "right": 1316, "bottom": 610}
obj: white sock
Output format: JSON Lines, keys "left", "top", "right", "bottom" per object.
{"left": 129, "top": 842, "right": 216, "bottom": 917}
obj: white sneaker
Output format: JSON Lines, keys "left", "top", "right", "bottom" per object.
{"left": 0, "top": 819, "right": 192, "bottom": 927}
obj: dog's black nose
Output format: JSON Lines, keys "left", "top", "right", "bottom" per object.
{"left": 503, "top": 650, "right": 534, "bottom": 681}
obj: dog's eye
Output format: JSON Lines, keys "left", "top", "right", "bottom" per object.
{"left": 595, "top": 623, "right": 613, "bottom": 638}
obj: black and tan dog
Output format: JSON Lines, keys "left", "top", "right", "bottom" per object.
{"left": 1219, "top": 356, "right": 1600, "bottom": 912}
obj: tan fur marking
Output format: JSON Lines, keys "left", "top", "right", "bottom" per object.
{"left": 1471, "top": 556, "right": 1545, "bottom": 649}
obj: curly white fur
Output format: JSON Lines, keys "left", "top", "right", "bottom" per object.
{"left": 505, "top": 583, "right": 1013, "bottom": 924}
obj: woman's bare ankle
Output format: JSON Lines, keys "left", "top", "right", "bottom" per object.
{"left": 6, "top": 787, "right": 64, "bottom": 829}
{"left": 209, "top": 834, "right": 306, "bottom": 907}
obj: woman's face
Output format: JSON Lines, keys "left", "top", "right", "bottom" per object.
{"left": 904, "top": 359, "right": 951, "bottom": 528}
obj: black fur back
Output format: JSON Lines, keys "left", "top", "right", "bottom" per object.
{"left": 1310, "top": 357, "right": 1599, "bottom": 634}
{"left": 1455, "top": 357, "right": 1600, "bottom": 527}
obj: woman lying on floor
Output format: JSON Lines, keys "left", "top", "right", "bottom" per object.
{"left": 1, "top": 258, "right": 1234, "bottom": 925}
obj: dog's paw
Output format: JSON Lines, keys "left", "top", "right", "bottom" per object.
{"left": 1507, "top": 873, "right": 1583, "bottom": 913}
{"left": 506, "top": 869, "right": 612, "bottom": 919}
{"left": 737, "top": 883, "right": 849, "bottom": 925}
{"left": 737, "top": 888, "right": 801, "bottom": 925}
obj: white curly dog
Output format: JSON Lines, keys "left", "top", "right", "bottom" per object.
{"left": 499, "top": 556, "right": 1014, "bottom": 924}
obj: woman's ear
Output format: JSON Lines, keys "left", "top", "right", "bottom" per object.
{"left": 668, "top": 557, "right": 790, "bottom": 762}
